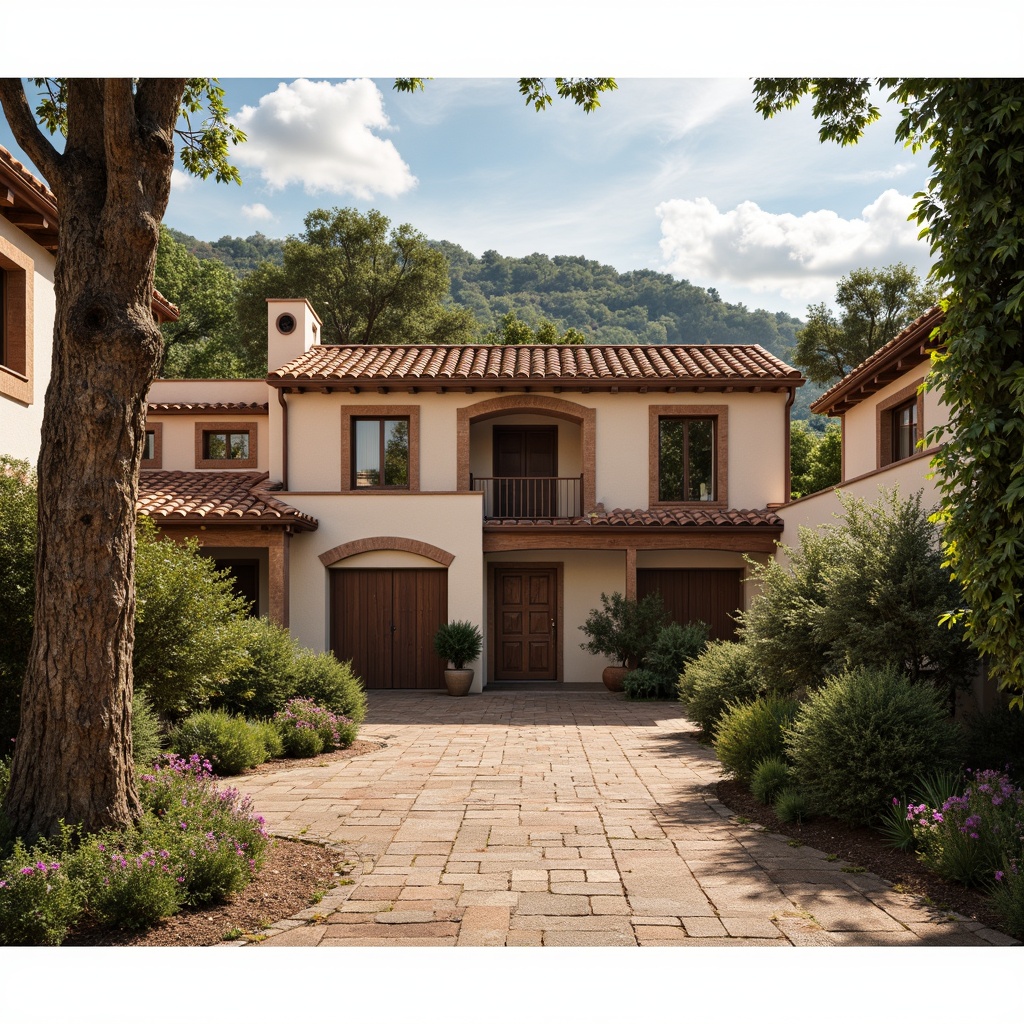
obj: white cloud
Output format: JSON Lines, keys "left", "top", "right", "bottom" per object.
{"left": 170, "top": 168, "right": 193, "bottom": 190}
{"left": 656, "top": 190, "right": 930, "bottom": 306}
{"left": 233, "top": 79, "right": 417, "bottom": 199}
{"left": 241, "top": 202, "right": 274, "bottom": 222}
{"left": 838, "top": 162, "right": 916, "bottom": 183}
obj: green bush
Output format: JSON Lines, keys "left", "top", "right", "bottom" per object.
{"left": 678, "top": 641, "right": 760, "bottom": 735}
{"left": 961, "top": 701, "right": 1024, "bottom": 784}
{"left": 0, "top": 833, "right": 83, "bottom": 945}
{"left": 579, "top": 591, "right": 668, "bottom": 668}
{"left": 132, "top": 690, "right": 164, "bottom": 769}
{"left": 216, "top": 616, "right": 300, "bottom": 719}
{"left": 623, "top": 668, "right": 667, "bottom": 701}
{"left": 280, "top": 724, "right": 324, "bottom": 758}
{"left": 645, "top": 621, "right": 709, "bottom": 691}
{"left": 786, "top": 666, "right": 960, "bottom": 825}
{"left": 168, "top": 710, "right": 269, "bottom": 776}
{"left": 433, "top": 620, "right": 483, "bottom": 670}
{"left": 274, "top": 698, "right": 352, "bottom": 755}
{"left": 751, "top": 756, "right": 791, "bottom": 805}
{"left": 251, "top": 719, "right": 284, "bottom": 759}
{"left": 714, "top": 696, "right": 798, "bottom": 784}
{"left": 291, "top": 651, "right": 367, "bottom": 739}
{"left": 134, "top": 517, "right": 251, "bottom": 718}
{"left": 774, "top": 788, "right": 814, "bottom": 824}
{"left": 989, "top": 865, "right": 1024, "bottom": 940}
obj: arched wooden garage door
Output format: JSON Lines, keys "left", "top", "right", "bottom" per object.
{"left": 330, "top": 568, "right": 448, "bottom": 689}
{"left": 637, "top": 568, "right": 743, "bottom": 641}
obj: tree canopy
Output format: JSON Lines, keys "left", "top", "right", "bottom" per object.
{"left": 794, "top": 263, "right": 939, "bottom": 386}
{"left": 754, "top": 78, "right": 1024, "bottom": 705}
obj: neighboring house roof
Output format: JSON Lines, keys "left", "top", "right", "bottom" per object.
{"left": 487, "top": 507, "right": 783, "bottom": 529}
{"left": 137, "top": 470, "right": 318, "bottom": 531}
{"left": 147, "top": 402, "right": 269, "bottom": 415}
{"left": 812, "top": 305, "right": 944, "bottom": 417}
{"left": 267, "top": 344, "right": 803, "bottom": 392}
{"left": 0, "top": 145, "right": 179, "bottom": 322}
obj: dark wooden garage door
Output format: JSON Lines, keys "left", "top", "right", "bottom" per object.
{"left": 637, "top": 568, "right": 743, "bottom": 641}
{"left": 330, "top": 568, "right": 448, "bottom": 689}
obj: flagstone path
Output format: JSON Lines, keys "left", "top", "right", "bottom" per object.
{"left": 233, "top": 691, "right": 1018, "bottom": 947}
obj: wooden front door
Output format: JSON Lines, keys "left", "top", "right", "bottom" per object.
{"left": 637, "top": 568, "right": 744, "bottom": 641}
{"left": 493, "top": 426, "right": 557, "bottom": 517}
{"left": 330, "top": 568, "right": 448, "bottom": 689}
{"left": 494, "top": 566, "right": 558, "bottom": 679}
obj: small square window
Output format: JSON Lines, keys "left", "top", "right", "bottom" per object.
{"left": 195, "top": 421, "right": 258, "bottom": 469}
{"left": 204, "top": 430, "right": 250, "bottom": 461}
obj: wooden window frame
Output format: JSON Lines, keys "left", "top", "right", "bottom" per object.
{"left": 876, "top": 379, "right": 925, "bottom": 469}
{"left": 141, "top": 422, "right": 163, "bottom": 469}
{"left": 340, "top": 406, "right": 420, "bottom": 493}
{"left": 0, "top": 236, "right": 34, "bottom": 405}
{"left": 194, "top": 420, "right": 258, "bottom": 469}
{"left": 648, "top": 405, "right": 728, "bottom": 509}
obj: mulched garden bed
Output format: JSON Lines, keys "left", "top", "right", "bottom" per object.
{"left": 716, "top": 778, "right": 1008, "bottom": 935}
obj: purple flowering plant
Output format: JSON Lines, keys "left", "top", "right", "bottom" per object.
{"left": 274, "top": 697, "right": 352, "bottom": 755}
{"left": 0, "top": 836, "right": 81, "bottom": 946}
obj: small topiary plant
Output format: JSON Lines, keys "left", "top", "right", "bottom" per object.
{"left": 751, "top": 756, "right": 791, "bottom": 805}
{"left": 785, "top": 666, "right": 961, "bottom": 826}
{"left": 433, "top": 620, "right": 483, "bottom": 670}
{"left": 774, "top": 788, "right": 814, "bottom": 824}
{"left": 168, "top": 710, "right": 270, "bottom": 776}
{"left": 678, "top": 641, "right": 760, "bottom": 736}
{"left": 713, "top": 696, "right": 799, "bottom": 785}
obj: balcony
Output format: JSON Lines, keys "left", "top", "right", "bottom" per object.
{"left": 471, "top": 475, "right": 583, "bottom": 520}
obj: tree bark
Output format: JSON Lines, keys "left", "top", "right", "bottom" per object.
{"left": 0, "top": 78, "right": 185, "bottom": 840}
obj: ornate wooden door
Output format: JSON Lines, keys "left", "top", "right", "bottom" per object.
{"left": 494, "top": 566, "right": 557, "bottom": 679}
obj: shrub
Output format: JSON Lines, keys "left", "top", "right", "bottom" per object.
{"left": 714, "top": 696, "right": 798, "bottom": 784}
{"left": 291, "top": 651, "right": 367, "bottom": 739}
{"left": 274, "top": 698, "right": 351, "bottom": 756}
{"left": 786, "top": 666, "right": 961, "bottom": 826}
{"left": 0, "top": 836, "right": 82, "bottom": 945}
{"left": 433, "top": 620, "right": 483, "bottom": 670}
{"left": 216, "top": 616, "right": 300, "bottom": 719}
{"left": 645, "top": 621, "right": 709, "bottom": 691}
{"left": 623, "top": 668, "right": 667, "bottom": 701}
{"left": 909, "top": 769, "right": 1024, "bottom": 886}
{"left": 132, "top": 690, "right": 164, "bottom": 769}
{"left": 133, "top": 517, "right": 251, "bottom": 718}
{"left": 961, "top": 702, "right": 1024, "bottom": 785}
{"left": 678, "top": 641, "right": 760, "bottom": 736}
{"left": 251, "top": 719, "right": 284, "bottom": 759}
{"left": 139, "top": 754, "right": 270, "bottom": 906}
{"left": 168, "top": 710, "right": 269, "bottom": 776}
{"left": 775, "top": 788, "right": 814, "bottom": 824}
{"left": 751, "top": 756, "right": 791, "bottom": 805}
{"left": 989, "top": 862, "right": 1024, "bottom": 940}
{"left": 579, "top": 591, "right": 668, "bottom": 669}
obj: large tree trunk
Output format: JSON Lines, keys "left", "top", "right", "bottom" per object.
{"left": 0, "top": 79, "right": 184, "bottom": 839}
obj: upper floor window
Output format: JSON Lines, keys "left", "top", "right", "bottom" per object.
{"left": 0, "top": 238, "right": 34, "bottom": 405}
{"left": 658, "top": 417, "right": 716, "bottom": 501}
{"left": 141, "top": 423, "right": 163, "bottom": 469}
{"left": 195, "top": 421, "right": 258, "bottom": 469}
{"left": 891, "top": 399, "right": 918, "bottom": 462}
{"left": 143, "top": 430, "right": 156, "bottom": 461}
{"left": 352, "top": 417, "right": 410, "bottom": 489}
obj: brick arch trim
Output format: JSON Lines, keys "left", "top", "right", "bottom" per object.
{"left": 457, "top": 394, "right": 597, "bottom": 513}
{"left": 318, "top": 536, "right": 455, "bottom": 567}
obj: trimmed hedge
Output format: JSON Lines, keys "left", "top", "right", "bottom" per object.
{"left": 678, "top": 641, "right": 759, "bottom": 735}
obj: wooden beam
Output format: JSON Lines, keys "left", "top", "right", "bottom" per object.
{"left": 7, "top": 210, "right": 49, "bottom": 229}
{"left": 0, "top": 188, "right": 14, "bottom": 207}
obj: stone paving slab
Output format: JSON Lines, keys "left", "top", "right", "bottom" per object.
{"left": 232, "top": 691, "right": 1018, "bottom": 948}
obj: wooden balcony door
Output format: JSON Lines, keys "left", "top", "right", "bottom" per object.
{"left": 494, "top": 566, "right": 558, "bottom": 680}
{"left": 493, "top": 425, "right": 557, "bottom": 517}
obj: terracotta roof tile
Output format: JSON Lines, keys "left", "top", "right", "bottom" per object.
{"left": 485, "top": 507, "right": 783, "bottom": 529}
{"left": 138, "top": 471, "right": 317, "bottom": 531}
{"left": 147, "top": 402, "right": 269, "bottom": 415}
{"left": 268, "top": 344, "right": 803, "bottom": 390}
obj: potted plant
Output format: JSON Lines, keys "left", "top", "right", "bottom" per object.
{"left": 578, "top": 591, "right": 669, "bottom": 691}
{"left": 433, "top": 620, "right": 483, "bottom": 696}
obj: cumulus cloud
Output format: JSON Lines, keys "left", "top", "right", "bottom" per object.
{"left": 656, "top": 190, "right": 929, "bottom": 305}
{"left": 241, "top": 203, "right": 275, "bottom": 222}
{"left": 233, "top": 79, "right": 417, "bottom": 199}
{"left": 170, "top": 168, "right": 193, "bottom": 190}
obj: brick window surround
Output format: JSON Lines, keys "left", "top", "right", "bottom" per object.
{"left": 876, "top": 379, "right": 925, "bottom": 469}
{"left": 649, "top": 405, "right": 728, "bottom": 509}
{"left": 340, "top": 406, "right": 420, "bottom": 493}
{"left": 194, "top": 421, "right": 258, "bottom": 469}
{"left": 0, "top": 236, "right": 34, "bottom": 405}
{"left": 141, "top": 422, "right": 164, "bottom": 469}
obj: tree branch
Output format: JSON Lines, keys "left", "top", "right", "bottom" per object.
{"left": 0, "top": 78, "right": 63, "bottom": 187}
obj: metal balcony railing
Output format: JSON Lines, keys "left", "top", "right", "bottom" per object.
{"left": 471, "top": 475, "right": 583, "bottom": 519}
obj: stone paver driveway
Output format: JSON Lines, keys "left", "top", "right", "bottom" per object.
{"left": 237, "top": 691, "right": 1017, "bottom": 947}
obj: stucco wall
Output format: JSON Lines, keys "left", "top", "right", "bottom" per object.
{"left": 145, "top": 411, "right": 270, "bottom": 473}
{"left": 0, "top": 219, "right": 55, "bottom": 464}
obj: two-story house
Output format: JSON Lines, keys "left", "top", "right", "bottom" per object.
{"left": 140, "top": 299, "right": 804, "bottom": 691}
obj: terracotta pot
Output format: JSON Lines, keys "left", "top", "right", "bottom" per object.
{"left": 602, "top": 665, "right": 629, "bottom": 692}
{"left": 444, "top": 668, "right": 474, "bottom": 696}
